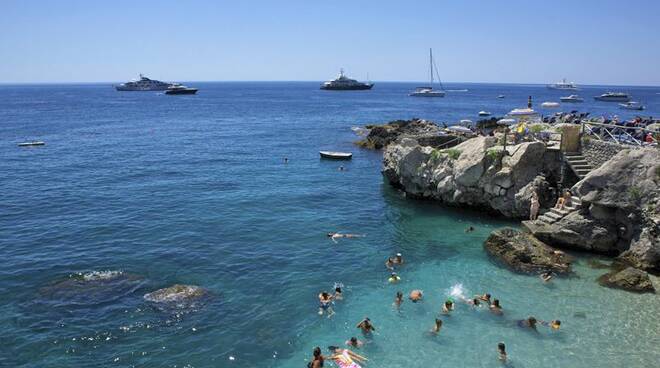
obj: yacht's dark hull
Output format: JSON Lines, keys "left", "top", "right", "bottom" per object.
{"left": 320, "top": 84, "right": 373, "bottom": 91}
{"left": 165, "top": 88, "right": 198, "bottom": 95}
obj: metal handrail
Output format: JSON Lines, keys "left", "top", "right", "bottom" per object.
{"left": 580, "top": 120, "right": 657, "bottom": 146}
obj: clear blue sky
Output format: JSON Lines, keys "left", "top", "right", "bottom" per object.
{"left": 1, "top": 0, "right": 659, "bottom": 85}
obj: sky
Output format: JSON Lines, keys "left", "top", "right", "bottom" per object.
{"left": 1, "top": 0, "right": 659, "bottom": 85}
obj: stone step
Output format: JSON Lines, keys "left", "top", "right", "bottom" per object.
{"left": 538, "top": 214, "right": 557, "bottom": 224}
{"left": 563, "top": 152, "right": 582, "bottom": 156}
{"left": 567, "top": 159, "right": 589, "bottom": 165}
{"left": 571, "top": 163, "right": 592, "bottom": 169}
{"left": 544, "top": 211, "right": 564, "bottom": 220}
{"left": 550, "top": 208, "right": 569, "bottom": 216}
{"left": 575, "top": 169, "right": 591, "bottom": 175}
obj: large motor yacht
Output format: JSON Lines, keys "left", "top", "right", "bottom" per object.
{"left": 320, "top": 69, "right": 373, "bottom": 90}
{"left": 594, "top": 92, "right": 631, "bottom": 102}
{"left": 115, "top": 74, "right": 178, "bottom": 91}
{"left": 547, "top": 78, "right": 578, "bottom": 90}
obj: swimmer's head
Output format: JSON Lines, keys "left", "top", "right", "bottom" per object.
{"left": 498, "top": 342, "right": 506, "bottom": 353}
{"left": 435, "top": 318, "right": 442, "bottom": 326}
{"left": 485, "top": 293, "right": 491, "bottom": 299}
{"left": 350, "top": 337, "right": 358, "bottom": 344}
{"left": 551, "top": 320, "right": 561, "bottom": 329}
{"left": 327, "top": 232, "right": 336, "bottom": 237}
{"left": 396, "top": 291, "right": 403, "bottom": 299}
{"left": 493, "top": 299, "right": 500, "bottom": 307}
{"left": 313, "top": 346, "right": 322, "bottom": 357}
{"left": 327, "top": 346, "right": 340, "bottom": 353}
{"left": 528, "top": 316, "right": 537, "bottom": 326}
{"left": 321, "top": 292, "right": 329, "bottom": 298}
{"left": 335, "top": 287, "right": 342, "bottom": 293}
{"left": 396, "top": 253, "right": 402, "bottom": 258}
{"left": 473, "top": 298, "right": 480, "bottom": 305}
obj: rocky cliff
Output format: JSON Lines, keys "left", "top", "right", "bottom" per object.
{"left": 531, "top": 148, "right": 660, "bottom": 273}
{"left": 383, "top": 136, "right": 560, "bottom": 218}
{"left": 356, "top": 118, "right": 462, "bottom": 149}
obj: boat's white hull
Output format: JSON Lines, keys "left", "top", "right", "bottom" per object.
{"left": 409, "top": 91, "right": 445, "bottom": 97}
{"left": 560, "top": 98, "right": 584, "bottom": 103}
{"left": 619, "top": 103, "right": 645, "bottom": 110}
{"left": 319, "top": 151, "right": 352, "bottom": 160}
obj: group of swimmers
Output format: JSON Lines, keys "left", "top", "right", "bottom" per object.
{"left": 318, "top": 286, "right": 343, "bottom": 316}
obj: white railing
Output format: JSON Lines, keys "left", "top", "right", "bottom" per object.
{"left": 580, "top": 120, "right": 657, "bottom": 146}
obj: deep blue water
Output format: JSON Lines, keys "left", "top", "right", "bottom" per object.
{"left": 1, "top": 82, "right": 659, "bottom": 368}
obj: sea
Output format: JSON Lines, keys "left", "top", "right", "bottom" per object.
{"left": 1, "top": 82, "right": 659, "bottom": 368}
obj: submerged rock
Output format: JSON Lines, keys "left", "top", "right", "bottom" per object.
{"left": 143, "top": 284, "right": 207, "bottom": 303}
{"left": 597, "top": 267, "right": 655, "bottom": 293}
{"left": 39, "top": 270, "right": 143, "bottom": 306}
{"left": 483, "top": 228, "right": 572, "bottom": 274}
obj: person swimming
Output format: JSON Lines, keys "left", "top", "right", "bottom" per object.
{"left": 393, "top": 253, "right": 404, "bottom": 265}
{"left": 540, "top": 271, "right": 553, "bottom": 283}
{"left": 388, "top": 272, "right": 401, "bottom": 283}
{"left": 356, "top": 317, "right": 375, "bottom": 334}
{"left": 334, "top": 286, "right": 343, "bottom": 301}
{"left": 540, "top": 319, "right": 561, "bottom": 330}
{"left": 431, "top": 318, "right": 443, "bottom": 334}
{"left": 517, "top": 316, "right": 538, "bottom": 331}
{"left": 441, "top": 299, "right": 454, "bottom": 314}
{"left": 308, "top": 346, "right": 325, "bottom": 368}
{"left": 465, "top": 226, "right": 475, "bottom": 233}
{"left": 497, "top": 342, "right": 507, "bottom": 362}
{"left": 393, "top": 291, "right": 404, "bottom": 308}
{"left": 385, "top": 257, "right": 395, "bottom": 270}
{"left": 490, "top": 299, "right": 503, "bottom": 315}
{"left": 466, "top": 297, "right": 481, "bottom": 307}
{"left": 327, "top": 232, "right": 364, "bottom": 243}
{"left": 345, "top": 336, "right": 363, "bottom": 348}
{"left": 318, "top": 292, "right": 334, "bottom": 316}
{"left": 284, "top": 157, "right": 289, "bottom": 164}
{"left": 409, "top": 289, "right": 423, "bottom": 303}
{"left": 476, "top": 293, "right": 491, "bottom": 304}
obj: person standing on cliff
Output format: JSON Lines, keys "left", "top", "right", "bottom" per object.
{"left": 530, "top": 191, "right": 540, "bottom": 220}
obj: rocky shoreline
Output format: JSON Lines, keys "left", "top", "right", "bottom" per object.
{"left": 373, "top": 120, "right": 659, "bottom": 293}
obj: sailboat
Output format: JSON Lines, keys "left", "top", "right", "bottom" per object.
{"left": 410, "top": 48, "right": 445, "bottom": 97}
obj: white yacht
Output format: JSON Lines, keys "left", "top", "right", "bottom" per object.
{"left": 478, "top": 111, "right": 491, "bottom": 116}
{"left": 115, "top": 74, "right": 178, "bottom": 91}
{"left": 594, "top": 92, "right": 631, "bottom": 102}
{"left": 320, "top": 69, "right": 373, "bottom": 90}
{"left": 505, "top": 108, "right": 541, "bottom": 123}
{"left": 547, "top": 78, "right": 578, "bottom": 90}
{"left": 619, "top": 101, "right": 645, "bottom": 110}
{"left": 410, "top": 49, "right": 445, "bottom": 97}
{"left": 560, "top": 94, "right": 584, "bottom": 103}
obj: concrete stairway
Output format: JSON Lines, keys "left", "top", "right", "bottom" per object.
{"left": 536, "top": 196, "right": 582, "bottom": 225}
{"left": 564, "top": 152, "right": 593, "bottom": 179}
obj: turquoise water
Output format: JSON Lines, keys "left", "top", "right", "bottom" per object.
{"left": 1, "top": 82, "right": 658, "bottom": 367}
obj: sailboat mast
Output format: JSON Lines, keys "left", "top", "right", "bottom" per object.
{"left": 429, "top": 48, "right": 434, "bottom": 85}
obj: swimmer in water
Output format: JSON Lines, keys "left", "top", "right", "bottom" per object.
{"left": 338, "top": 165, "right": 345, "bottom": 171}
{"left": 385, "top": 257, "right": 395, "bottom": 270}
{"left": 356, "top": 317, "right": 376, "bottom": 334}
{"left": 318, "top": 292, "right": 334, "bottom": 316}
{"left": 409, "top": 289, "right": 423, "bottom": 303}
{"left": 327, "top": 232, "right": 364, "bottom": 243}
{"left": 284, "top": 157, "right": 288, "bottom": 164}
{"left": 466, "top": 297, "right": 481, "bottom": 307}
{"left": 393, "top": 291, "right": 404, "bottom": 308}
{"left": 465, "top": 226, "right": 475, "bottom": 233}
{"left": 540, "top": 319, "right": 561, "bottom": 330}
{"left": 490, "top": 299, "right": 503, "bottom": 315}
{"left": 393, "top": 253, "right": 404, "bottom": 265}
{"left": 333, "top": 286, "right": 343, "bottom": 301}
{"left": 497, "top": 342, "right": 507, "bottom": 362}
{"left": 517, "top": 316, "right": 538, "bottom": 331}
{"left": 308, "top": 346, "right": 325, "bottom": 368}
{"left": 345, "top": 336, "right": 363, "bottom": 348}
{"left": 327, "top": 346, "right": 368, "bottom": 366}
{"left": 476, "top": 293, "right": 491, "bottom": 304}
{"left": 431, "top": 318, "right": 443, "bottom": 334}
{"left": 540, "top": 271, "right": 553, "bottom": 283}
{"left": 388, "top": 272, "right": 401, "bottom": 283}
{"left": 441, "top": 300, "right": 454, "bottom": 314}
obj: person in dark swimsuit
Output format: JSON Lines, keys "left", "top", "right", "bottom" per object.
{"left": 308, "top": 346, "right": 325, "bottom": 368}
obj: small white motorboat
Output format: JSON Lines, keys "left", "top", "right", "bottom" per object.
{"left": 619, "top": 101, "right": 645, "bottom": 110}
{"left": 541, "top": 102, "right": 560, "bottom": 108}
{"left": 18, "top": 141, "right": 45, "bottom": 147}
{"left": 478, "top": 111, "right": 491, "bottom": 116}
{"left": 560, "top": 95, "right": 584, "bottom": 103}
{"left": 497, "top": 95, "right": 506, "bottom": 99}
{"left": 319, "top": 151, "right": 353, "bottom": 160}
{"left": 446, "top": 125, "right": 473, "bottom": 134}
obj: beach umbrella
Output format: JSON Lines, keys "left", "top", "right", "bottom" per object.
{"left": 447, "top": 125, "right": 473, "bottom": 134}
{"left": 497, "top": 118, "right": 517, "bottom": 126}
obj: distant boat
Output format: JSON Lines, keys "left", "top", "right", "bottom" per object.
{"left": 18, "top": 141, "right": 45, "bottom": 147}
{"left": 497, "top": 95, "right": 506, "bottom": 99}
{"left": 319, "top": 151, "right": 353, "bottom": 160}
{"left": 506, "top": 108, "right": 541, "bottom": 123}
{"left": 541, "top": 102, "right": 560, "bottom": 108}
{"left": 115, "top": 74, "right": 178, "bottom": 91}
{"left": 619, "top": 101, "right": 645, "bottom": 110}
{"left": 547, "top": 78, "right": 578, "bottom": 90}
{"left": 165, "top": 85, "right": 198, "bottom": 95}
{"left": 560, "top": 94, "right": 584, "bottom": 103}
{"left": 410, "top": 49, "right": 445, "bottom": 97}
{"left": 594, "top": 92, "right": 631, "bottom": 102}
{"left": 320, "top": 69, "right": 373, "bottom": 90}
{"left": 478, "top": 111, "right": 491, "bottom": 116}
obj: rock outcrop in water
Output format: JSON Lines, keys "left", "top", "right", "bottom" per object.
{"left": 598, "top": 267, "right": 655, "bottom": 293}
{"left": 383, "top": 136, "right": 560, "bottom": 218}
{"left": 484, "top": 228, "right": 572, "bottom": 274}
{"left": 530, "top": 148, "right": 660, "bottom": 274}
{"left": 144, "top": 284, "right": 207, "bottom": 303}
{"left": 39, "top": 271, "right": 143, "bottom": 305}
{"left": 356, "top": 118, "right": 462, "bottom": 149}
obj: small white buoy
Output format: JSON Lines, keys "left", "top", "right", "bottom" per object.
{"left": 229, "top": 356, "right": 236, "bottom": 361}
